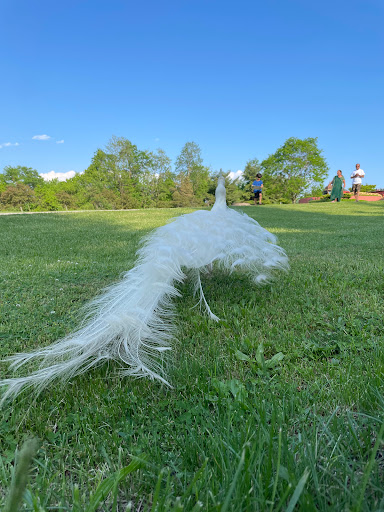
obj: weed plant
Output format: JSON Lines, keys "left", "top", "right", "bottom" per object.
{"left": 1, "top": 202, "right": 384, "bottom": 510}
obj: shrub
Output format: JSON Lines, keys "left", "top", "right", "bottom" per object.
{"left": 354, "top": 192, "right": 382, "bottom": 197}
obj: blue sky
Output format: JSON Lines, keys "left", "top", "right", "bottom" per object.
{"left": 1, "top": 0, "right": 383, "bottom": 187}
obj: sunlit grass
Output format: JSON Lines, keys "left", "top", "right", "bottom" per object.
{"left": 1, "top": 201, "right": 384, "bottom": 510}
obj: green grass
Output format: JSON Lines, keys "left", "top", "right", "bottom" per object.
{"left": 1, "top": 201, "right": 384, "bottom": 511}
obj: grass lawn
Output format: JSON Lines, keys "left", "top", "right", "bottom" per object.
{"left": 1, "top": 201, "right": 384, "bottom": 511}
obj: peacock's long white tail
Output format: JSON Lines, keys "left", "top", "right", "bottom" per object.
{"left": 0, "top": 176, "right": 289, "bottom": 403}
{"left": 0, "top": 250, "right": 185, "bottom": 403}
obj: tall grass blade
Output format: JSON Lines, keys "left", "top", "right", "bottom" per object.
{"left": 4, "top": 438, "right": 40, "bottom": 512}
{"left": 221, "top": 448, "right": 245, "bottom": 512}
{"left": 353, "top": 420, "right": 384, "bottom": 512}
{"left": 151, "top": 469, "right": 164, "bottom": 512}
{"left": 85, "top": 456, "right": 145, "bottom": 512}
{"left": 269, "top": 427, "right": 282, "bottom": 511}
{"left": 285, "top": 468, "right": 310, "bottom": 512}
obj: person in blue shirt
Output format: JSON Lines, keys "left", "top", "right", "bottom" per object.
{"left": 252, "top": 173, "right": 263, "bottom": 205}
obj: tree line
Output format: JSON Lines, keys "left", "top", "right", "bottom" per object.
{"left": 0, "top": 136, "right": 330, "bottom": 211}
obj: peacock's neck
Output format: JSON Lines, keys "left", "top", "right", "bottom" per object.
{"left": 211, "top": 177, "right": 227, "bottom": 211}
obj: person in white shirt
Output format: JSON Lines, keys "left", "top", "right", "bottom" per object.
{"left": 350, "top": 163, "right": 365, "bottom": 202}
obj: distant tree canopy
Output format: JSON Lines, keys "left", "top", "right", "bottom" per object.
{"left": 0, "top": 183, "right": 36, "bottom": 210}
{"left": 359, "top": 184, "right": 377, "bottom": 193}
{"left": 174, "top": 142, "right": 211, "bottom": 205}
{"left": 261, "top": 137, "right": 329, "bottom": 203}
{"left": 0, "top": 136, "right": 332, "bottom": 211}
{"left": 1, "top": 165, "right": 44, "bottom": 189}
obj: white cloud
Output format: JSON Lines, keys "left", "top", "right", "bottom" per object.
{"left": 56, "top": 139, "right": 64, "bottom": 144}
{"left": 40, "top": 170, "right": 76, "bottom": 182}
{"left": 154, "top": 137, "right": 160, "bottom": 142}
{"left": 0, "top": 142, "right": 20, "bottom": 148}
{"left": 32, "top": 134, "right": 51, "bottom": 140}
{"left": 228, "top": 170, "right": 244, "bottom": 182}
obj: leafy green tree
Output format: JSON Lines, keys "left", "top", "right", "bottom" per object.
{"left": 105, "top": 136, "right": 154, "bottom": 207}
{"left": 91, "top": 189, "right": 121, "bottom": 210}
{"left": 243, "top": 158, "right": 262, "bottom": 186}
{"left": 0, "top": 183, "right": 37, "bottom": 211}
{"left": 360, "top": 184, "right": 377, "bottom": 193}
{"left": 151, "top": 148, "right": 172, "bottom": 177}
{"left": 106, "top": 136, "right": 152, "bottom": 196}
{"left": 2, "top": 165, "right": 44, "bottom": 189}
{"left": 80, "top": 140, "right": 152, "bottom": 208}
{"left": 309, "top": 184, "right": 326, "bottom": 197}
{"left": 261, "top": 137, "right": 329, "bottom": 203}
{"left": 81, "top": 149, "right": 114, "bottom": 188}
{"left": 191, "top": 165, "right": 210, "bottom": 204}
{"left": 150, "top": 149, "right": 176, "bottom": 207}
{"left": 175, "top": 142, "right": 210, "bottom": 204}
{"left": 0, "top": 175, "right": 6, "bottom": 194}
{"left": 156, "top": 175, "right": 176, "bottom": 207}
{"left": 172, "top": 175, "right": 195, "bottom": 207}
{"left": 75, "top": 150, "right": 118, "bottom": 208}
{"left": 261, "top": 173, "right": 290, "bottom": 204}
{"left": 35, "top": 182, "right": 60, "bottom": 211}
{"left": 56, "top": 190, "right": 78, "bottom": 210}
{"left": 55, "top": 178, "right": 82, "bottom": 210}
{"left": 106, "top": 136, "right": 142, "bottom": 178}
{"left": 175, "top": 142, "right": 203, "bottom": 177}
{"left": 225, "top": 174, "right": 243, "bottom": 205}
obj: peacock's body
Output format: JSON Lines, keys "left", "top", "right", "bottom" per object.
{"left": 0, "top": 176, "right": 288, "bottom": 403}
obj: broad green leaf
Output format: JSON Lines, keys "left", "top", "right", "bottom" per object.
{"left": 235, "top": 349, "right": 251, "bottom": 362}
{"left": 265, "top": 352, "right": 285, "bottom": 368}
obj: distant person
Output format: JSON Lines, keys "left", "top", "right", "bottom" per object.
{"left": 329, "top": 170, "right": 346, "bottom": 202}
{"left": 252, "top": 173, "right": 263, "bottom": 205}
{"left": 351, "top": 163, "right": 365, "bottom": 202}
